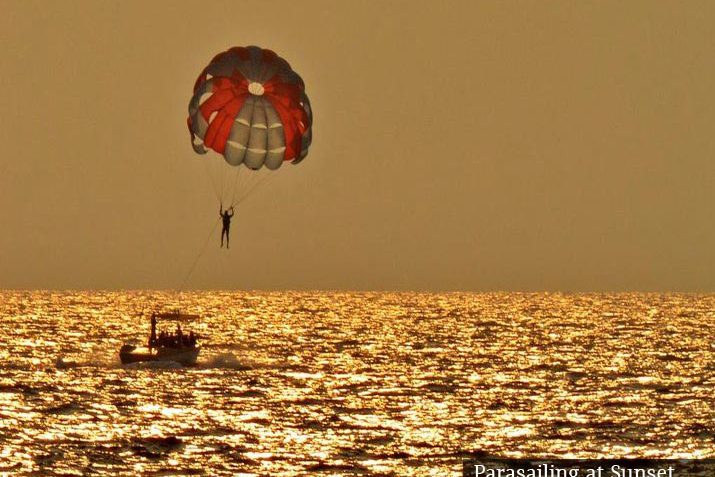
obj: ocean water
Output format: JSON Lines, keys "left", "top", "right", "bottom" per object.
{"left": 0, "top": 291, "right": 713, "bottom": 476}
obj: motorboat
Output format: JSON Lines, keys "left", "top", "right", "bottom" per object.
{"left": 119, "top": 311, "right": 201, "bottom": 366}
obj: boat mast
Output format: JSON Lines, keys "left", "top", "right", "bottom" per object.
{"left": 149, "top": 313, "right": 157, "bottom": 350}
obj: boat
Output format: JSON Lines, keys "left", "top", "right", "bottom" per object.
{"left": 119, "top": 312, "right": 201, "bottom": 366}
{"left": 119, "top": 344, "right": 200, "bottom": 366}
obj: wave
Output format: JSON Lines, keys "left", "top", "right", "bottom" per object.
{"left": 124, "top": 361, "right": 184, "bottom": 370}
{"left": 200, "top": 352, "right": 254, "bottom": 370}
{"left": 199, "top": 352, "right": 300, "bottom": 371}
{"left": 55, "top": 354, "right": 122, "bottom": 370}
{"left": 42, "top": 401, "right": 82, "bottom": 415}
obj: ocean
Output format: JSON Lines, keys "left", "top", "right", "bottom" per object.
{"left": 0, "top": 291, "right": 713, "bottom": 476}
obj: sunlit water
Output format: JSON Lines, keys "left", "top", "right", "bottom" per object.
{"left": 0, "top": 291, "right": 714, "bottom": 476}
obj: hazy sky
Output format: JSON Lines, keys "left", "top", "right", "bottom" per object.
{"left": 0, "top": 1, "right": 713, "bottom": 291}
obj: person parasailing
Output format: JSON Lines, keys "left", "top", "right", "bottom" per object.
{"left": 220, "top": 204, "right": 235, "bottom": 248}
{"left": 186, "top": 46, "right": 314, "bottom": 257}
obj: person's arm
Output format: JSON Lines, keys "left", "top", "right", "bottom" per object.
{"left": 229, "top": 207, "right": 235, "bottom": 217}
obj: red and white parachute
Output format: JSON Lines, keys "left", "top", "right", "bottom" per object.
{"left": 187, "top": 46, "right": 312, "bottom": 207}
{"left": 188, "top": 46, "right": 312, "bottom": 169}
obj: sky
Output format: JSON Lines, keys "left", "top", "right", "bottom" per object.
{"left": 0, "top": 0, "right": 713, "bottom": 291}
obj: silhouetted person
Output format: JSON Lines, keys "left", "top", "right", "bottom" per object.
{"left": 220, "top": 205, "right": 235, "bottom": 248}
{"left": 149, "top": 314, "right": 157, "bottom": 349}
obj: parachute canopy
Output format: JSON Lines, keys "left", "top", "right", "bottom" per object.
{"left": 188, "top": 46, "right": 313, "bottom": 170}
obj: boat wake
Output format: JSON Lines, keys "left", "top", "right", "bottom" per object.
{"left": 55, "top": 351, "right": 121, "bottom": 370}
{"left": 124, "top": 360, "right": 184, "bottom": 370}
{"left": 201, "top": 352, "right": 253, "bottom": 370}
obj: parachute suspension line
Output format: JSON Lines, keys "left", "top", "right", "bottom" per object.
{"left": 229, "top": 165, "right": 244, "bottom": 208}
{"left": 231, "top": 166, "right": 241, "bottom": 205}
{"left": 221, "top": 159, "right": 233, "bottom": 203}
{"left": 178, "top": 217, "right": 221, "bottom": 291}
{"left": 218, "top": 158, "right": 227, "bottom": 204}
{"left": 231, "top": 172, "right": 275, "bottom": 208}
{"left": 202, "top": 158, "right": 222, "bottom": 203}
{"left": 203, "top": 157, "right": 248, "bottom": 210}
{"left": 237, "top": 166, "right": 255, "bottom": 205}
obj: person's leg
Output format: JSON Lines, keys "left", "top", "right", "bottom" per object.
{"left": 226, "top": 228, "right": 230, "bottom": 249}
{"left": 221, "top": 228, "right": 226, "bottom": 247}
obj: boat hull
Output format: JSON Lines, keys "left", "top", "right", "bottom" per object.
{"left": 120, "top": 345, "right": 200, "bottom": 366}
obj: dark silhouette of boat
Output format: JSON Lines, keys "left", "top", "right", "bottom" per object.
{"left": 119, "top": 312, "right": 200, "bottom": 366}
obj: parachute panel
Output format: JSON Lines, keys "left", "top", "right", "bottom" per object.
{"left": 245, "top": 101, "right": 268, "bottom": 169}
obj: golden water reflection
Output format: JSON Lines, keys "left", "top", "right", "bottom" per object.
{"left": 0, "top": 291, "right": 713, "bottom": 475}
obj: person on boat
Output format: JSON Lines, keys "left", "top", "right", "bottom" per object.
{"left": 176, "top": 324, "right": 183, "bottom": 347}
{"left": 188, "top": 331, "right": 196, "bottom": 348}
{"left": 149, "top": 314, "right": 158, "bottom": 349}
{"left": 220, "top": 204, "right": 235, "bottom": 248}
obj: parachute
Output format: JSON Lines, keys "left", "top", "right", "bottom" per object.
{"left": 187, "top": 46, "right": 313, "bottom": 206}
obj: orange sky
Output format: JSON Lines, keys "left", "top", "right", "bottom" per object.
{"left": 0, "top": 1, "right": 713, "bottom": 290}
